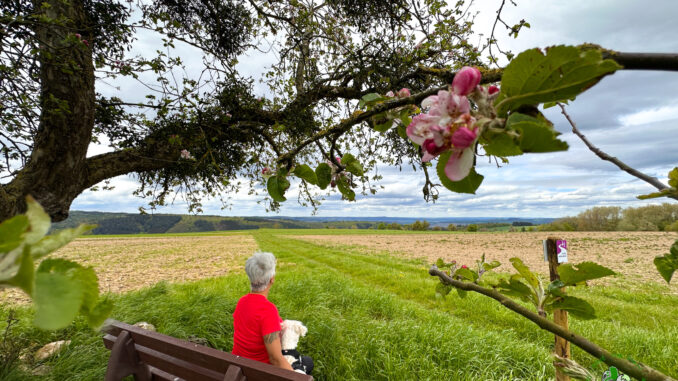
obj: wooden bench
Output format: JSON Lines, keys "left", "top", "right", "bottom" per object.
{"left": 102, "top": 321, "right": 313, "bottom": 381}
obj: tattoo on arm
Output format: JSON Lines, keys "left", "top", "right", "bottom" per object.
{"left": 263, "top": 331, "right": 280, "bottom": 344}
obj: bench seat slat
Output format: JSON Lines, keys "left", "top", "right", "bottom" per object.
{"left": 104, "top": 334, "right": 224, "bottom": 380}
{"left": 103, "top": 322, "right": 312, "bottom": 381}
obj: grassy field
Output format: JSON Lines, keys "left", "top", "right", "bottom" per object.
{"left": 0, "top": 230, "right": 676, "bottom": 380}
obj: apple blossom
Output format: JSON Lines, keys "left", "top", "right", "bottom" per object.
{"left": 398, "top": 88, "right": 411, "bottom": 97}
{"left": 180, "top": 149, "right": 194, "bottom": 160}
{"left": 452, "top": 66, "right": 481, "bottom": 96}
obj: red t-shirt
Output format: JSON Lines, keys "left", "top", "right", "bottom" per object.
{"left": 232, "top": 293, "right": 283, "bottom": 363}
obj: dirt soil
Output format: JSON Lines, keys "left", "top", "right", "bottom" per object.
{"left": 291, "top": 231, "right": 678, "bottom": 284}
{"left": 1, "top": 234, "right": 257, "bottom": 305}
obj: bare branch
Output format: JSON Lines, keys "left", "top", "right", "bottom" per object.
{"left": 558, "top": 103, "right": 677, "bottom": 201}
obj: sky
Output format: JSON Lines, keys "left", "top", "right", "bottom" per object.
{"left": 71, "top": 0, "right": 678, "bottom": 218}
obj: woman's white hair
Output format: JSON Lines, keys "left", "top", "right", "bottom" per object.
{"left": 245, "top": 251, "right": 277, "bottom": 292}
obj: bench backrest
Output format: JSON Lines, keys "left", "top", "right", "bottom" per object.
{"left": 102, "top": 321, "right": 313, "bottom": 381}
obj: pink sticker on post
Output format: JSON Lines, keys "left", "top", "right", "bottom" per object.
{"left": 556, "top": 240, "right": 568, "bottom": 263}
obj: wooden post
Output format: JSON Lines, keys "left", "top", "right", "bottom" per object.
{"left": 546, "top": 237, "right": 571, "bottom": 381}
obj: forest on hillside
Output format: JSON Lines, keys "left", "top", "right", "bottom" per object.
{"left": 539, "top": 204, "right": 678, "bottom": 232}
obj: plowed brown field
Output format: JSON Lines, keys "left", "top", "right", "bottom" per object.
{"left": 0, "top": 234, "right": 257, "bottom": 304}
{"left": 292, "top": 231, "right": 678, "bottom": 284}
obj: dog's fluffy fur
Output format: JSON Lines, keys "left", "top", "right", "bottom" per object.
{"left": 281, "top": 320, "right": 307, "bottom": 373}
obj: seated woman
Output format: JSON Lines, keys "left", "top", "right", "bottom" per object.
{"left": 232, "top": 251, "right": 313, "bottom": 374}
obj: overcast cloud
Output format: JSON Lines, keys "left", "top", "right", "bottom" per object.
{"left": 72, "top": 0, "right": 678, "bottom": 218}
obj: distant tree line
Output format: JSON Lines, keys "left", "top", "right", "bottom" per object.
{"left": 375, "top": 221, "right": 515, "bottom": 232}
{"left": 538, "top": 204, "right": 678, "bottom": 232}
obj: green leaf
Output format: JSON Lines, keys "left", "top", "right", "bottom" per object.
{"left": 482, "top": 134, "right": 522, "bottom": 157}
{"left": 547, "top": 280, "right": 566, "bottom": 297}
{"left": 266, "top": 175, "right": 290, "bottom": 202}
{"left": 359, "top": 93, "right": 385, "bottom": 108}
{"left": 435, "top": 258, "right": 446, "bottom": 268}
{"left": 506, "top": 113, "right": 569, "bottom": 153}
{"left": 24, "top": 197, "right": 51, "bottom": 244}
{"left": 0, "top": 246, "right": 24, "bottom": 282}
{"left": 396, "top": 124, "right": 408, "bottom": 140}
{"left": 654, "top": 240, "right": 678, "bottom": 284}
{"left": 454, "top": 267, "right": 478, "bottom": 282}
{"left": 398, "top": 111, "right": 412, "bottom": 129}
{"left": 509, "top": 257, "right": 540, "bottom": 291}
{"left": 373, "top": 117, "right": 394, "bottom": 133}
{"left": 637, "top": 189, "right": 676, "bottom": 200}
{"left": 86, "top": 298, "right": 114, "bottom": 328}
{"left": 74, "top": 266, "right": 100, "bottom": 313}
{"left": 668, "top": 167, "right": 678, "bottom": 188}
{"left": 436, "top": 151, "right": 484, "bottom": 194}
{"left": 494, "top": 275, "right": 534, "bottom": 303}
{"left": 34, "top": 259, "right": 110, "bottom": 329}
{"left": 315, "top": 163, "right": 332, "bottom": 190}
{"left": 494, "top": 45, "right": 622, "bottom": 117}
{"left": 0, "top": 215, "right": 29, "bottom": 253}
{"left": 33, "top": 271, "right": 83, "bottom": 330}
{"left": 5, "top": 248, "right": 34, "bottom": 295}
{"left": 336, "top": 176, "right": 355, "bottom": 201}
{"left": 558, "top": 262, "right": 616, "bottom": 286}
{"left": 30, "top": 224, "right": 95, "bottom": 259}
{"left": 292, "top": 164, "right": 318, "bottom": 185}
{"left": 341, "top": 154, "right": 364, "bottom": 176}
{"left": 435, "top": 282, "right": 453, "bottom": 297}
{"left": 546, "top": 295, "right": 596, "bottom": 320}
{"left": 483, "top": 260, "right": 501, "bottom": 271}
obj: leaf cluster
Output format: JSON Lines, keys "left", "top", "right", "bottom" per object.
{"left": 0, "top": 198, "right": 111, "bottom": 330}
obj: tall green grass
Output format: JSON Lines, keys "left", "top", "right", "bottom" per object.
{"left": 0, "top": 231, "right": 676, "bottom": 380}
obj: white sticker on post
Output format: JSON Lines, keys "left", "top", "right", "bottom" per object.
{"left": 556, "top": 240, "right": 568, "bottom": 263}
{"left": 543, "top": 240, "right": 548, "bottom": 262}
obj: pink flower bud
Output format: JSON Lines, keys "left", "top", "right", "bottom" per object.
{"left": 422, "top": 139, "right": 446, "bottom": 156}
{"left": 335, "top": 156, "right": 341, "bottom": 164}
{"left": 82, "top": 39, "right": 89, "bottom": 46}
{"left": 397, "top": 88, "right": 411, "bottom": 97}
{"left": 488, "top": 85, "right": 499, "bottom": 95}
{"left": 451, "top": 126, "right": 477, "bottom": 149}
{"left": 226, "top": 113, "right": 232, "bottom": 118}
{"left": 330, "top": 180, "right": 336, "bottom": 187}
{"left": 452, "top": 66, "right": 482, "bottom": 96}
{"left": 75, "top": 33, "right": 82, "bottom": 39}
{"left": 461, "top": 265, "right": 468, "bottom": 269}
{"left": 386, "top": 91, "right": 395, "bottom": 97}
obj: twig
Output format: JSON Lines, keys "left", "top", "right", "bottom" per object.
{"left": 429, "top": 266, "right": 676, "bottom": 381}
{"left": 558, "top": 103, "right": 677, "bottom": 201}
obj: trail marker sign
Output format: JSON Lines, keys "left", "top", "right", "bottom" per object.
{"left": 544, "top": 239, "right": 568, "bottom": 263}
{"left": 556, "top": 240, "right": 568, "bottom": 263}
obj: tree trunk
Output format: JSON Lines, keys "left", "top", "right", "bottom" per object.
{"left": 0, "top": 0, "right": 95, "bottom": 222}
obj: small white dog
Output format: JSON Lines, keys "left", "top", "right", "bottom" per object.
{"left": 281, "top": 319, "right": 309, "bottom": 374}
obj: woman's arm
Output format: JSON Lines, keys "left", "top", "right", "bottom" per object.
{"left": 263, "top": 331, "right": 294, "bottom": 371}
